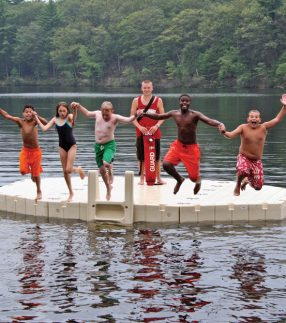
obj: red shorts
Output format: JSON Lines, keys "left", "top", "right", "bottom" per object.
{"left": 236, "top": 153, "right": 264, "bottom": 189}
{"left": 19, "top": 146, "right": 43, "bottom": 177}
{"left": 164, "top": 140, "right": 200, "bottom": 182}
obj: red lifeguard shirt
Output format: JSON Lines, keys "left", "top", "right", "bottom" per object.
{"left": 135, "top": 96, "right": 162, "bottom": 139}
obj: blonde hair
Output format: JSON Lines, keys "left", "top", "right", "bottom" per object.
{"left": 101, "top": 101, "right": 113, "bottom": 110}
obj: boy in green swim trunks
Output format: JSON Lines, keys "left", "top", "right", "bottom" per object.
{"left": 71, "top": 101, "right": 137, "bottom": 200}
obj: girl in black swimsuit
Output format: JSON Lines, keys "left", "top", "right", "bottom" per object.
{"left": 34, "top": 102, "right": 85, "bottom": 202}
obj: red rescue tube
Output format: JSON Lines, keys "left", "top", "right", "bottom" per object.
{"left": 143, "top": 134, "right": 156, "bottom": 186}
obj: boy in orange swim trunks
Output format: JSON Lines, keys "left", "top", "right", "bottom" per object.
{"left": 143, "top": 94, "right": 224, "bottom": 194}
{"left": 219, "top": 94, "right": 286, "bottom": 196}
{"left": 0, "top": 106, "right": 47, "bottom": 201}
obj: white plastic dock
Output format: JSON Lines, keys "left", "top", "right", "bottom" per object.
{"left": 0, "top": 170, "right": 286, "bottom": 225}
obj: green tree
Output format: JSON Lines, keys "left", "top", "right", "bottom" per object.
{"left": 197, "top": 1, "right": 243, "bottom": 83}
{"left": 236, "top": 2, "right": 277, "bottom": 69}
{"left": 217, "top": 47, "right": 247, "bottom": 85}
{"left": 0, "top": 0, "right": 9, "bottom": 78}
{"left": 38, "top": 0, "right": 60, "bottom": 77}
{"left": 116, "top": 7, "right": 166, "bottom": 74}
{"left": 13, "top": 22, "right": 45, "bottom": 79}
{"left": 1, "top": 0, "right": 286, "bottom": 88}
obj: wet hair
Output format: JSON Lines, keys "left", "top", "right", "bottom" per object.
{"left": 101, "top": 101, "right": 114, "bottom": 110}
{"left": 179, "top": 94, "right": 191, "bottom": 101}
{"left": 56, "top": 102, "right": 70, "bottom": 117}
{"left": 23, "top": 105, "right": 35, "bottom": 112}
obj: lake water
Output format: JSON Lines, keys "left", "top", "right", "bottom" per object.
{"left": 0, "top": 87, "right": 285, "bottom": 322}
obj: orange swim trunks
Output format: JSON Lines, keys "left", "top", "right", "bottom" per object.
{"left": 19, "top": 146, "right": 43, "bottom": 177}
{"left": 164, "top": 140, "right": 200, "bottom": 182}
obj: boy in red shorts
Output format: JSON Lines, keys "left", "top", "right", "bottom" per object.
{"left": 219, "top": 94, "right": 286, "bottom": 196}
{"left": 143, "top": 94, "right": 224, "bottom": 194}
{"left": 0, "top": 106, "right": 47, "bottom": 201}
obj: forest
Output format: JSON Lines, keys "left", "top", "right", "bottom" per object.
{"left": 0, "top": 0, "right": 286, "bottom": 88}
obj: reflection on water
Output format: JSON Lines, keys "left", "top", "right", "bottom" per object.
{"left": 130, "top": 229, "right": 210, "bottom": 322}
{"left": 14, "top": 225, "right": 45, "bottom": 322}
{"left": 51, "top": 229, "right": 78, "bottom": 314}
{"left": 0, "top": 218, "right": 285, "bottom": 322}
{"left": 231, "top": 249, "right": 269, "bottom": 301}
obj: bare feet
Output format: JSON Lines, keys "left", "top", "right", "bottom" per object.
{"left": 106, "top": 184, "right": 113, "bottom": 201}
{"left": 67, "top": 192, "right": 74, "bottom": 203}
{"left": 138, "top": 179, "right": 144, "bottom": 185}
{"left": 194, "top": 181, "right": 201, "bottom": 195}
{"left": 241, "top": 177, "right": 249, "bottom": 191}
{"left": 78, "top": 167, "right": 85, "bottom": 180}
{"left": 35, "top": 191, "right": 42, "bottom": 202}
{"left": 234, "top": 183, "right": 240, "bottom": 196}
{"left": 174, "top": 177, "right": 185, "bottom": 194}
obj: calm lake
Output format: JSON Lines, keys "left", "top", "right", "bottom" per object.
{"left": 0, "top": 87, "right": 285, "bottom": 322}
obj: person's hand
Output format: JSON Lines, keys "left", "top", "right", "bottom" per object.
{"left": 71, "top": 102, "right": 79, "bottom": 110}
{"left": 149, "top": 125, "right": 158, "bottom": 134}
{"left": 280, "top": 94, "right": 286, "bottom": 107}
{"left": 218, "top": 123, "right": 226, "bottom": 134}
{"left": 31, "top": 111, "right": 38, "bottom": 118}
{"left": 139, "top": 125, "right": 149, "bottom": 135}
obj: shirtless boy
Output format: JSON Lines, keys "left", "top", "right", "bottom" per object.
{"left": 71, "top": 101, "right": 137, "bottom": 200}
{"left": 143, "top": 94, "right": 224, "bottom": 195}
{"left": 219, "top": 94, "right": 286, "bottom": 196}
{"left": 0, "top": 106, "right": 47, "bottom": 201}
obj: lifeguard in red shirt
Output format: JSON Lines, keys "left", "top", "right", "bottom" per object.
{"left": 130, "top": 80, "right": 166, "bottom": 185}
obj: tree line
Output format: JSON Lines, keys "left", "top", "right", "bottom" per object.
{"left": 0, "top": 0, "right": 286, "bottom": 88}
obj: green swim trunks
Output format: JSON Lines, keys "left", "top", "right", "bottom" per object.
{"left": 94, "top": 140, "right": 116, "bottom": 168}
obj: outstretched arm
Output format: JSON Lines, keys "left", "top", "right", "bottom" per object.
{"left": 116, "top": 112, "right": 138, "bottom": 124}
{"left": 0, "top": 108, "right": 22, "bottom": 126}
{"left": 263, "top": 94, "right": 286, "bottom": 129}
{"left": 198, "top": 111, "right": 224, "bottom": 128}
{"left": 70, "top": 102, "right": 95, "bottom": 118}
{"left": 144, "top": 110, "right": 173, "bottom": 120}
{"left": 37, "top": 114, "right": 48, "bottom": 125}
{"left": 33, "top": 111, "right": 55, "bottom": 131}
{"left": 222, "top": 124, "right": 243, "bottom": 139}
{"left": 142, "top": 110, "right": 173, "bottom": 135}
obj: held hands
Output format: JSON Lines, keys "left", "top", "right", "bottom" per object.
{"left": 218, "top": 123, "right": 226, "bottom": 134}
{"left": 31, "top": 110, "right": 39, "bottom": 120}
{"left": 70, "top": 102, "right": 80, "bottom": 110}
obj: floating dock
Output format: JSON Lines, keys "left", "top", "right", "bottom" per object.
{"left": 0, "top": 170, "right": 286, "bottom": 225}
